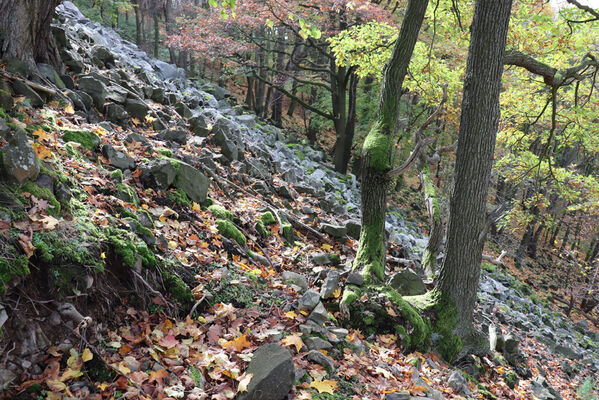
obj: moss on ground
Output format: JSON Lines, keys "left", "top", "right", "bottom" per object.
{"left": 0, "top": 245, "right": 29, "bottom": 294}
{"left": 208, "top": 204, "right": 233, "bottom": 221}
{"left": 21, "top": 181, "right": 61, "bottom": 217}
{"left": 256, "top": 220, "right": 269, "bottom": 237}
{"left": 110, "top": 169, "right": 123, "bottom": 182}
{"left": 167, "top": 188, "right": 191, "bottom": 207}
{"left": 261, "top": 211, "right": 276, "bottom": 225}
{"left": 61, "top": 129, "right": 100, "bottom": 150}
{"left": 106, "top": 228, "right": 156, "bottom": 268}
{"left": 115, "top": 183, "right": 138, "bottom": 205}
{"left": 216, "top": 219, "right": 246, "bottom": 246}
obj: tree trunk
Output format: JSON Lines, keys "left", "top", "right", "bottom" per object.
{"left": 0, "top": 0, "right": 62, "bottom": 68}
{"left": 270, "top": 27, "right": 286, "bottom": 128}
{"left": 333, "top": 71, "right": 358, "bottom": 174}
{"left": 331, "top": 64, "right": 348, "bottom": 172}
{"left": 437, "top": 0, "right": 512, "bottom": 351}
{"left": 420, "top": 163, "right": 443, "bottom": 279}
{"left": 164, "top": 0, "right": 177, "bottom": 64}
{"left": 133, "top": 1, "right": 142, "bottom": 46}
{"left": 153, "top": 13, "right": 160, "bottom": 58}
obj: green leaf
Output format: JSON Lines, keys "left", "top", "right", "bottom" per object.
{"left": 208, "top": 0, "right": 217, "bottom": 8}
{"left": 310, "top": 26, "right": 322, "bottom": 39}
{"left": 266, "top": 18, "right": 274, "bottom": 29}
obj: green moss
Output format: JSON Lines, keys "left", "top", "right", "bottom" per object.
{"left": 352, "top": 209, "right": 385, "bottom": 282}
{"left": 384, "top": 287, "right": 431, "bottom": 350}
{"left": 156, "top": 147, "right": 172, "bottom": 157}
{"left": 61, "top": 129, "right": 100, "bottom": 150}
{"left": 362, "top": 121, "right": 392, "bottom": 171}
{"left": 0, "top": 250, "right": 29, "bottom": 294}
{"left": 115, "top": 183, "right": 138, "bottom": 206}
{"left": 256, "top": 220, "right": 269, "bottom": 237}
{"left": 167, "top": 188, "right": 191, "bottom": 207}
{"left": 0, "top": 106, "right": 9, "bottom": 120}
{"left": 329, "top": 253, "right": 341, "bottom": 264}
{"left": 106, "top": 228, "right": 156, "bottom": 268}
{"left": 216, "top": 219, "right": 246, "bottom": 246}
{"left": 110, "top": 169, "right": 123, "bottom": 182}
{"left": 21, "top": 182, "right": 61, "bottom": 216}
{"left": 281, "top": 219, "right": 294, "bottom": 243}
{"left": 482, "top": 262, "right": 496, "bottom": 273}
{"left": 505, "top": 370, "right": 518, "bottom": 389}
{"left": 39, "top": 164, "right": 69, "bottom": 184}
{"left": 261, "top": 211, "right": 276, "bottom": 225}
{"left": 208, "top": 204, "right": 234, "bottom": 221}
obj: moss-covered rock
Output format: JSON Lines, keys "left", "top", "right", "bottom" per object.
{"left": 256, "top": 220, "right": 269, "bottom": 237}
{"left": 0, "top": 244, "right": 29, "bottom": 294}
{"left": 208, "top": 204, "right": 234, "bottom": 221}
{"left": 216, "top": 219, "right": 246, "bottom": 246}
{"left": 167, "top": 188, "right": 191, "bottom": 207}
{"left": 106, "top": 228, "right": 156, "bottom": 268}
{"left": 110, "top": 169, "right": 123, "bottom": 182}
{"left": 61, "top": 129, "right": 100, "bottom": 151}
{"left": 21, "top": 181, "right": 61, "bottom": 216}
{"left": 115, "top": 183, "right": 138, "bottom": 205}
{"left": 261, "top": 211, "right": 276, "bottom": 225}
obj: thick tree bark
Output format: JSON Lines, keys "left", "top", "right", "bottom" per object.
{"left": 437, "top": 0, "right": 512, "bottom": 350}
{"left": 0, "top": 0, "right": 62, "bottom": 68}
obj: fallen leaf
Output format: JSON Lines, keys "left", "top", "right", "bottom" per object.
{"left": 222, "top": 334, "right": 252, "bottom": 352}
{"left": 310, "top": 380, "right": 337, "bottom": 394}
{"left": 148, "top": 368, "right": 169, "bottom": 384}
{"left": 32, "top": 142, "right": 53, "bottom": 160}
{"left": 237, "top": 373, "right": 253, "bottom": 393}
{"left": 281, "top": 334, "right": 304, "bottom": 352}
{"left": 64, "top": 103, "right": 75, "bottom": 114}
{"left": 159, "top": 334, "right": 179, "bottom": 349}
{"left": 46, "top": 380, "right": 67, "bottom": 392}
{"left": 33, "top": 128, "right": 52, "bottom": 141}
{"left": 81, "top": 348, "right": 93, "bottom": 362}
{"left": 60, "top": 367, "right": 83, "bottom": 382}
{"left": 284, "top": 311, "right": 298, "bottom": 319}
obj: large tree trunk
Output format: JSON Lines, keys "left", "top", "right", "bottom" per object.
{"left": 437, "top": 0, "right": 512, "bottom": 352}
{"left": 333, "top": 71, "right": 358, "bottom": 174}
{"left": 0, "top": 0, "right": 62, "bottom": 68}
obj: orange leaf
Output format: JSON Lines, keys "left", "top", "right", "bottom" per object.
{"left": 222, "top": 334, "right": 252, "bottom": 352}
{"left": 310, "top": 380, "right": 337, "bottom": 394}
{"left": 148, "top": 368, "right": 169, "bottom": 384}
{"left": 281, "top": 334, "right": 304, "bottom": 352}
{"left": 32, "top": 143, "right": 53, "bottom": 160}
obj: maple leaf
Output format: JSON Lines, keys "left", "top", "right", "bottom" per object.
{"left": 148, "top": 368, "right": 169, "bottom": 384}
{"left": 310, "top": 380, "right": 338, "bottom": 394}
{"left": 32, "top": 142, "right": 53, "bottom": 160}
{"left": 33, "top": 128, "right": 52, "bottom": 141}
{"left": 159, "top": 334, "right": 180, "bottom": 349}
{"left": 281, "top": 334, "right": 304, "bottom": 352}
{"left": 222, "top": 334, "right": 252, "bottom": 352}
{"left": 64, "top": 103, "right": 75, "bottom": 114}
{"left": 237, "top": 373, "right": 253, "bottom": 393}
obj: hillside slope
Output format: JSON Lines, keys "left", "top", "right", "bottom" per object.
{"left": 0, "top": 2, "right": 597, "bottom": 399}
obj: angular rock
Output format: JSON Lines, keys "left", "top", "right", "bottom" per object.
{"left": 12, "top": 80, "right": 44, "bottom": 107}
{"left": 91, "top": 45, "right": 115, "bottom": 66}
{"left": 554, "top": 344, "right": 582, "bottom": 360}
{"left": 0, "top": 89, "right": 13, "bottom": 112}
{"left": 310, "top": 252, "right": 338, "bottom": 266}
{"left": 125, "top": 98, "right": 148, "bottom": 119}
{"left": 282, "top": 271, "right": 308, "bottom": 293}
{"left": 189, "top": 114, "right": 211, "bottom": 136}
{"left": 237, "top": 344, "right": 294, "bottom": 400}
{"left": 78, "top": 76, "right": 108, "bottom": 109}
{"left": 447, "top": 371, "right": 470, "bottom": 395}
{"left": 298, "top": 290, "right": 320, "bottom": 312}
{"left": 388, "top": 269, "right": 427, "bottom": 296}
{"left": 385, "top": 391, "right": 411, "bottom": 400}
{"left": 174, "top": 162, "right": 209, "bottom": 203}
{"left": 105, "top": 102, "right": 128, "bottom": 122}
{"left": 304, "top": 337, "right": 332, "bottom": 351}
{"left": 175, "top": 102, "right": 192, "bottom": 119}
{"left": 1, "top": 130, "right": 39, "bottom": 183}
{"left": 344, "top": 219, "right": 361, "bottom": 240}
{"left": 320, "top": 271, "right": 340, "bottom": 300}
{"left": 308, "top": 302, "right": 329, "bottom": 326}
{"left": 236, "top": 114, "right": 256, "bottom": 127}
{"left": 306, "top": 350, "right": 335, "bottom": 372}
{"left": 320, "top": 223, "right": 347, "bottom": 239}
{"left": 103, "top": 144, "right": 135, "bottom": 170}
{"left": 37, "top": 63, "right": 66, "bottom": 89}
{"left": 164, "top": 129, "right": 188, "bottom": 145}
{"left": 346, "top": 273, "right": 364, "bottom": 286}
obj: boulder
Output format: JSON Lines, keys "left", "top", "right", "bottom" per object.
{"left": 388, "top": 269, "right": 427, "bottom": 296}
{"left": 310, "top": 253, "right": 340, "bottom": 266}
{"left": 282, "top": 271, "right": 308, "bottom": 293}
{"left": 164, "top": 129, "right": 188, "bottom": 145}
{"left": 37, "top": 63, "right": 66, "bottom": 89}
{"left": 0, "top": 89, "right": 13, "bottom": 112}
{"left": 1, "top": 130, "right": 39, "bottom": 183}
{"left": 78, "top": 76, "right": 108, "bottom": 109}
{"left": 319, "top": 223, "right": 347, "bottom": 239}
{"left": 304, "top": 337, "right": 332, "bottom": 351}
{"left": 306, "top": 350, "right": 335, "bottom": 372}
{"left": 344, "top": 219, "right": 361, "bottom": 240}
{"left": 189, "top": 114, "right": 211, "bottom": 136}
{"left": 298, "top": 290, "right": 320, "bottom": 312}
{"left": 91, "top": 45, "right": 115, "bottom": 66}
{"left": 530, "top": 376, "right": 562, "bottom": 400}
{"left": 447, "top": 371, "right": 471, "bottom": 395}
{"left": 320, "top": 271, "right": 340, "bottom": 300}
{"left": 105, "top": 102, "right": 128, "bottom": 122}
{"left": 12, "top": 80, "right": 44, "bottom": 107}
{"left": 236, "top": 114, "right": 256, "bottom": 127}
{"left": 237, "top": 344, "right": 294, "bottom": 400}
{"left": 175, "top": 102, "right": 193, "bottom": 119}
{"left": 308, "top": 302, "right": 329, "bottom": 326}
{"left": 174, "top": 162, "right": 209, "bottom": 203}
{"left": 125, "top": 98, "right": 148, "bottom": 119}
{"left": 102, "top": 144, "right": 135, "bottom": 170}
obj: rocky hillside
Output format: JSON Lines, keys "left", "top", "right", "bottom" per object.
{"left": 0, "top": 2, "right": 597, "bottom": 399}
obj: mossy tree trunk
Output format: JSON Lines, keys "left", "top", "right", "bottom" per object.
{"left": 436, "top": 0, "right": 513, "bottom": 352}
{"left": 420, "top": 163, "right": 442, "bottom": 279}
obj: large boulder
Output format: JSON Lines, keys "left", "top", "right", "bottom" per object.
{"left": 78, "top": 76, "right": 108, "bottom": 109}
{"left": 237, "top": 344, "right": 294, "bottom": 400}
{"left": 105, "top": 103, "right": 128, "bottom": 122}
{"left": 125, "top": 98, "right": 148, "bottom": 119}
{"left": 388, "top": 269, "right": 427, "bottom": 296}
{"left": 12, "top": 81, "right": 44, "bottom": 107}
{"left": 0, "top": 130, "right": 39, "bottom": 183}
{"left": 37, "top": 63, "right": 66, "bottom": 89}
{"left": 102, "top": 144, "right": 135, "bottom": 170}
{"left": 174, "top": 162, "right": 209, "bottom": 203}
{"left": 149, "top": 159, "right": 178, "bottom": 189}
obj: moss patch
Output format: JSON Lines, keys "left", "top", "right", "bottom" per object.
{"left": 0, "top": 246, "right": 29, "bottom": 294}
{"left": 256, "top": 220, "right": 269, "bottom": 237}
{"left": 261, "top": 211, "right": 276, "bottom": 225}
{"left": 61, "top": 129, "right": 100, "bottom": 151}
{"left": 106, "top": 228, "right": 156, "bottom": 268}
{"left": 21, "top": 182, "right": 61, "bottom": 217}
{"left": 208, "top": 204, "right": 234, "bottom": 221}
{"left": 167, "top": 188, "right": 191, "bottom": 207}
{"left": 110, "top": 169, "right": 123, "bottom": 182}
{"left": 362, "top": 121, "right": 392, "bottom": 171}
{"left": 115, "top": 183, "right": 138, "bottom": 206}
{"left": 216, "top": 219, "right": 246, "bottom": 246}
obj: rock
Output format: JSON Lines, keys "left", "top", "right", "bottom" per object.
{"left": 201, "top": 83, "right": 228, "bottom": 100}
{"left": 388, "top": 269, "right": 427, "bottom": 296}
{"left": 237, "top": 344, "right": 294, "bottom": 400}
{"left": 105, "top": 102, "right": 128, "bottom": 122}
{"left": 320, "top": 271, "right": 340, "bottom": 300}
{"left": 1, "top": 130, "right": 39, "bottom": 183}
{"left": 554, "top": 344, "right": 582, "bottom": 360}
{"left": 125, "top": 133, "right": 151, "bottom": 151}
{"left": 125, "top": 98, "right": 148, "bottom": 119}
{"left": 12, "top": 80, "right": 44, "bottom": 107}
{"left": 310, "top": 252, "right": 340, "bottom": 266}
{"left": 282, "top": 271, "right": 308, "bottom": 293}
{"left": 0, "top": 368, "right": 17, "bottom": 391}
{"left": 164, "top": 128, "right": 188, "bottom": 145}
{"left": 346, "top": 273, "right": 364, "bottom": 286}
{"left": 304, "top": 337, "right": 332, "bottom": 351}
{"left": 447, "top": 371, "right": 470, "bottom": 395}
{"left": 102, "top": 144, "right": 135, "bottom": 170}
{"left": 78, "top": 76, "right": 108, "bottom": 109}
{"left": 530, "top": 376, "right": 562, "bottom": 400}
{"left": 175, "top": 102, "right": 192, "bottom": 119}
{"left": 320, "top": 223, "right": 347, "bottom": 239}
{"left": 0, "top": 119, "right": 10, "bottom": 139}
{"left": 174, "top": 162, "right": 209, "bottom": 203}
{"left": 6, "top": 59, "right": 32, "bottom": 78}
{"left": 236, "top": 114, "right": 256, "bottom": 127}
{"left": 189, "top": 114, "right": 211, "bottom": 136}
{"left": 344, "top": 219, "right": 361, "bottom": 240}
{"left": 0, "top": 89, "right": 13, "bottom": 112}
{"left": 298, "top": 290, "right": 321, "bottom": 312}
{"left": 37, "top": 63, "right": 66, "bottom": 89}
{"left": 385, "top": 391, "right": 411, "bottom": 400}
{"left": 91, "top": 45, "right": 115, "bottom": 66}
{"left": 149, "top": 159, "right": 177, "bottom": 189}
{"left": 503, "top": 334, "right": 519, "bottom": 354}
{"left": 308, "top": 302, "right": 329, "bottom": 326}
{"left": 328, "top": 328, "right": 348, "bottom": 341}
{"left": 306, "top": 350, "right": 335, "bottom": 372}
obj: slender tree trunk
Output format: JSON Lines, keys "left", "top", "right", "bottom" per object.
{"left": 437, "top": 0, "right": 512, "bottom": 351}
{"left": 420, "top": 163, "right": 443, "bottom": 279}
{"left": 270, "top": 27, "right": 286, "bottom": 127}
{"left": 245, "top": 77, "right": 255, "bottom": 109}
{"left": 287, "top": 79, "right": 298, "bottom": 117}
{"left": 254, "top": 28, "right": 267, "bottom": 116}
{"left": 0, "top": 0, "right": 62, "bottom": 68}
{"left": 153, "top": 13, "right": 159, "bottom": 58}
{"left": 133, "top": 1, "right": 142, "bottom": 45}
{"left": 332, "top": 65, "right": 348, "bottom": 172}
{"left": 164, "top": 0, "right": 177, "bottom": 64}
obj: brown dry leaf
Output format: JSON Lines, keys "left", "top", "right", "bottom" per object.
{"left": 148, "top": 368, "right": 169, "bottom": 384}
{"left": 310, "top": 380, "right": 337, "bottom": 394}
{"left": 60, "top": 367, "right": 83, "bottom": 382}
{"left": 281, "top": 334, "right": 304, "bottom": 352}
{"left": 237, "top": 373, "right": 253, "bottom": 393}
{"left": 309, "top": 369, "right": 327, "bottom": 382}
{"left": 222, "top": 334, "right": 252, "bottom": 352}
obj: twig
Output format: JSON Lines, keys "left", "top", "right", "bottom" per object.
{"left": 187, "top": 294, "right": 207, "bottom": 319}
{"left": 132, "top": 271, "right": 175, "bottom": 315}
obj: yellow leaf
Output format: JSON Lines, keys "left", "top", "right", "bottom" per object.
{"left": 168, "top": 240, "right": 178, "bottom": 249}
{"left": 281, "top": 334, "right": 304, "bottom": 352}
{"left": 82, "top": 348, "right": 93, "bottom": 362}
{"left": 132, "top": 117, "right": 141, "bottom": 126}
{"left": 117, "top": 361, "right": 131, "bottom": 375}
{"left": 32, "top": 143, "right": 53, "bottom": 160}
{"left": 30, "top": 215, "right": 60, "bottom": 230}
{"left": 375, "top": 366, "right": 392, "bottom": 379}
{"left": 310, "top": 380, "right": 337, "bottom": 394}
{"left": 33, "top": 128, "right": 52, "bottom": 141}
{"left": 46, "top": 391, "right": 62, "bottom": 400}
{"left": 100, "top": 252, "right": 106, "bottom": 259}
{"left": 60, "top": 367, "right": 83, "bottom": 381}
{"left": 333, "top": 288, "right": 341, "bottom": 298}
{"left": 237, "top": 373, "right": 253, "bottom": 393}
{"left": 320, "top": 244, "right": 332, "bottom": 251}
{"left": 284, "top": 311, "right": 298, "bottom": 319}
{"left": 46, "top": 380, "right": 67, "bottom": 392}
{"left": 97, "top": 382, "right": 110, "bottom": 391}
{"left": 145, "top": 115, "right": 156, "bottom": 124}
{"left": 64, "top": 103, "right": 75, "bottom": 114}
{"left": 222, "top": 334, "right": 252, "bottom": 352}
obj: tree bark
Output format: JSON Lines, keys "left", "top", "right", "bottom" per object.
{"left": 0, "top": 0, "right": 62, "bottom": 68}
{"left": 437, "top": 0, "right": 512, "bottom": 350}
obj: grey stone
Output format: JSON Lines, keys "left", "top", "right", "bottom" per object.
{"left": 148, "top": 160, "right": 176, "bottom": 190}
{"left": 306, "top": 350, "right": 335, "bottom": 372}
{"left": 237, "top": 344, "right": 294, "bottom": 400}
{"left": 236, "top": 114, "right": 256, "bottom": 127}
{"left": 554, "top": 344, "right": 582, "bottom": 360}
{"left": 189, "top": 114, "right": 211, "bottom": 136}
{"left": 503, "top": 334, "right": 519, "bottom": 354}
{"left": 308, "top": 302, "right": 329, "bottom": 326}
{"left": 37, "top": 63, "right": 66, "bottom": 89}
{"left": 201, "top": 83, "right": 229, "bottom": 100}
{"left": 320, "top": 271, "right": 340, "bottom": 300}
{"left": 164, "top": 128, "right": 188, "bottom": 145}
{"left": 304, "top": 337, "right": 332, "bottom": 351}
{"left": 12, "top": 80, "right": 44, "bottom": 107}
{"left": 78, "top": 76, "right": 108, "bottom": 109}
{"left": 385, "top": 391, "right": 411, "bottom": 400}
{"left": 310, "top": 253, "right": 334, "bottom": 265}
{"left": 531, "top": 376, "right": 562, "bottom": 400}
{"left": 6, "top": 59, "right": 31, "bottom": 78}
{"left": 174, "top": 162, "right": 209, "bottom": 203}
{"left": 91, "top": 45, "right": 115, "bottom": 65}
{"left": 282, "top": 271, "right": 308, "bottom": 293}
{"left": 0, "top": 89, "right": 13, "bottom": 112}
{"left": 344, "top": 219, "right": 361, "bottom": 240}
{"left": 1, "top": 130, "right": 39, "bottom": 183}
{"left": 0, "top": 119, "right": 10, "bottom": 139}
{"left": 447, "top": 371, "right": 470, "bottom": 395}
{"left": 388, "top": 269, "right": 427, "bottom": 296}
{"left": 125, "top": 98, "right": 148, "bottom": 119}
{"left": 105, "top": 102, "right": 128, "bottom": 122}
{"left": 103, "top": 144, "right": 135, "bottom": 170}
{"left": 0, "top": 368, "right": 17, "bottom": 391}
{"left": 298, "top": 290, "right": 321, "bottom": 312}
{"left": 319, "top": 223, "right": 347, "bottom": 239}
{"left": 175, "top": 102, "right": 192, "bottom": 119}
{"left": 346, "top": 273, "right": 364, "bottom": 286}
